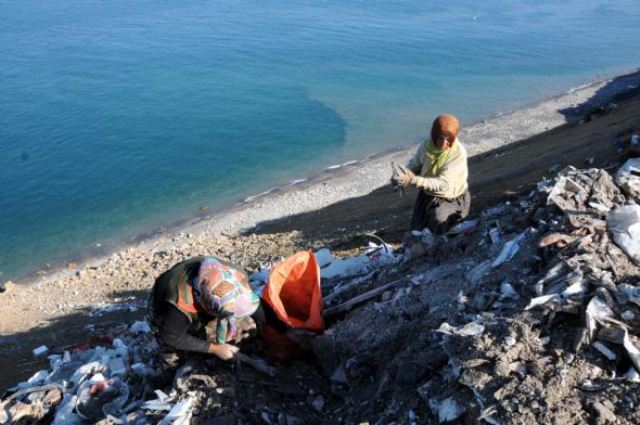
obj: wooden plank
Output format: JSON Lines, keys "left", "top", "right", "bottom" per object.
{"left": 323, "top": 279, "right": 406, "bottom": 318}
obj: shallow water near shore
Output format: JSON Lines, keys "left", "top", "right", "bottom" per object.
{"left": 1, "top": 0, "right": 640, "bottom": 282}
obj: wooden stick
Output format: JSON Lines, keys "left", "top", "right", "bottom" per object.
{"left": 323, "top": 271, "right": 376, "bottom": 305}
{"left": 235, "top": 352, "right": 278, "bottom": 377}
{"left": 324, "top": 279, "right": 406, "bottom": 318}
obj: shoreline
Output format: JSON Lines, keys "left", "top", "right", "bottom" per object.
{"left": 6, "top": 67, "right": 640, "bottom": 289}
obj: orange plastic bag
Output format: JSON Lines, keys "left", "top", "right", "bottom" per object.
{"left": 261, "top": 251, "right": 324, "bottom": 361}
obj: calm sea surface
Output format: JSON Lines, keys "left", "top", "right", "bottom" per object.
{"left": 1, "top": 0, "right": 640, "bottom": 281}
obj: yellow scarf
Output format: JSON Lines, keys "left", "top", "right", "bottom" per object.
{"left": 425, "top": 139, "right": 457, "bottom": 177}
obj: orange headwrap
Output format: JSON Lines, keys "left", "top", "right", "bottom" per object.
{"left": 431, "top": 114, "right": 460, "bottom": 142}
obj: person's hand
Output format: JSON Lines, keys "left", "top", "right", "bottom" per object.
{"left": 391, "top": 164, "right": 415, "bottom": 188}
{"left": 209, "top": 343, "right": 239, "bottom": 361}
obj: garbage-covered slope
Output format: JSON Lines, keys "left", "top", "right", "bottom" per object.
{"left": 4, "top": 152, "right": 640, "bottom": 424}
{"left": 314, "top": 162, "right": 640, "bottom": 424}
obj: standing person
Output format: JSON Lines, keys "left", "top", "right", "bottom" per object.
{"left": 148, "top": 256, "right": 260, "bottom": 370}
{"left": 392, "top": 114, "right": 470, "bottom": 234}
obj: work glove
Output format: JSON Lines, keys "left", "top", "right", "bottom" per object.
{"left": 391, "top": 163, "right": 415, "bottom": 188}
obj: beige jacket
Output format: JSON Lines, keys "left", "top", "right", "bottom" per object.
{"left": 406, "top": 139, "right": 469, "bottom": 199}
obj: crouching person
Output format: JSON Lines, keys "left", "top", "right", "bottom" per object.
{"left": 149, "top": 256, "right": 260, "bottom": 370}
{"left": 392, "top": 114, "right": 470, "bottom": 234}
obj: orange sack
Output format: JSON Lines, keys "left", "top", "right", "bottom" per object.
{"left": 261, "top": 251, "right": 324, "bottom": 361}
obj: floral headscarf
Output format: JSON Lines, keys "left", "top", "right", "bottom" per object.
{"left": 192, "top": 257, "right": 259, "bottom": 343}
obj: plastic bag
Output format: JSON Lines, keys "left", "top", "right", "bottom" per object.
{"left": 261, "top": 251, "right": 324, "bottom": 361}
{"left": 607, "top": 204, "right": 640, "bottom": 263}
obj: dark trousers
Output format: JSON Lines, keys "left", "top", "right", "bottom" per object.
{"left": 410, "top": 190, "right": 471, "bottom": 234}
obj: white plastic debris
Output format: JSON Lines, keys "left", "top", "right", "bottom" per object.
{"left": 142, "top": 390, "right": 172, "bottom": 411}
{"left": 408, "top": 409, "right": 418, "bottom": 425}
{"left": 561, "top": 273, "right": 586, "bottom": 298}
{"left": 442, "top": 357, "right": 462, "bottom": 382}
{"left": 588, "top": 201, "right": 610, "bottom": 214}
{"left": 547, "top": 177, "right": 587, "bottom": 211}
{"left": 466, "top": 260, "right": 491, "bottom": 284}
{"left": 437, "top": 321, "right": 485, "bottom": 337}
{"left": 113, "top": 338, "right": 128, "bottom": 358}
{"left": 438, "top": 397, "right": 463, "bottom": 423}
{"left": 504, "top": 336, "right": 516, "bottom": 347}
{"left": 623, "top": 330, "right": 640, "bottom": 373}
{"left": 535, "top": 261, "right": 567, "bottom": 296}
{"left": 525, "top": 294, "right": 561, "bottom": 310}
{"left": 16, "top": 369, "right": 49, "bottom": 389}
{"left": 621, "top": 310, "right": 635, "bottom": 321}
{"left": 130, "top": 321, "right": 151, "bottom": 334}
{"left": 69, "top": 361, "right": 103, "bottom": 389}
{"left": 32, "top": 345, "right": 49, "bottom": 357}
{"left": 489, "top": 227, "right": 501, "bottom": 244}
{"left": 499, "top": 282, "right": 519, "bottom": 300}
{"left": 449, "top": 220, "right": 478, "bottom": 234}
{"left": 607, "top": 204, "right": 640, "bottom": 263}
{"left": 421, "top": 228, "right": 435, "bottom": 246}
{"left": 585, "top": 297, "right": 614, "bottom": 341}
{"left": 592, "top": 342, "right": 616, "bottom": 361}
{"left": 311, "top": 395, "right": 325, "bottom": 412}
{"left": 319, "top": 244, "right": 399, "bottom": 279}
{"left": 49, "top": 354, "right": 63, "bottom": 371}
{"left": 159, "top": 397, "right": 193, "bottom": 425}
{"left": 131, "top": 362, "right": 150, "bottom": 376}
{"left": 108, "top": 357, "right": 127, "bottom": 377}
{"left": 624, "top": 367, "right": 640, "bottom": 382}
{"left": 314, "top": 248, "right": 333, "bottom": 268}
{"left": 618, "top": 283, "right": 640, "bottom": 307}
{"left": 615, "top": 158, "right": 640, "bottom": 197}
{"left": 491, "top": 231, "right": 527, "bottom": 268}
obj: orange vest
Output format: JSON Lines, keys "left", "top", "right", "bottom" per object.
{"left": 174, "top": 276, "right": 205, "bottom": 319}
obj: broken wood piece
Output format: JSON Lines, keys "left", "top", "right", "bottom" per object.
{"left": 323, "top": 279, "right": 407, "bottom": 318}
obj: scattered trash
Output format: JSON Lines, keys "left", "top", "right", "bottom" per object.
{"left": 491, "top": 231, "right": 527, "bottom": 268}
{"left": 547, "top": 176, "right": 587, "bottom": 212}
{"left": 4, "top": 162, "right": 640, "bottom": 424}
{"left": 525, "top": 294, "right": 561, "bottom": 310}
{"left": 159, "top": 397, "right": 193, "bottom": 425}
{"left": 623, "top": 330, "right": 640, "bottom": 372}
{"left": 437, "top": 321, "right": 485, "bottom": 337}
{"left": 437, "top": 397, "right": 463, "bottom": 423}
{"left": 130, "top": 320, "right": 151, "bottom": 334}
{"left": 499, "top": 281, "right": 519, "bottom": 300}
{"left": 317, "top": 243, "right": 400, "bottom": 279}
{"left": 621, "top": 310, "right": 635, "bottom": 321}
{"left": 466, "top": 260, "right": 491, "bottom": 284}
{"left": 33, "top": 345, "right": 49, "bottom": 357}
{"left": 311, "top": 395, "right": 325, "bottom": 412}
{"left": 585, "top": 297, "right": 614, "bottom": 341}
{"left": 607, "top": 204, "right": 640, "bottom": 263}
{"left": 592, "top": 342, "right": 617, "bottom": 361}
{"left": 504, "top": 336, "right": 516, "bottom": 347}
{"left": 449, "top": 219, "right": 479, "bottom": 235}
{"left": 489, "top": 227, "right": 501, "bottom": 245}
{"left": 615, "top": 158, "right": 640, "bottom": 199}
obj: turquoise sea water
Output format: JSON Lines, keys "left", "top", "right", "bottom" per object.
{"left": 1, "top": 0, "right": 640, "bottom": 281}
